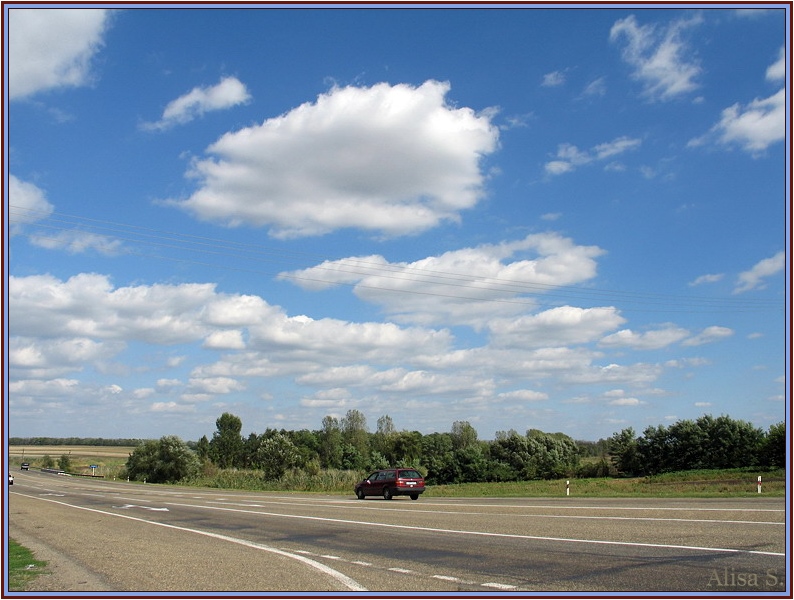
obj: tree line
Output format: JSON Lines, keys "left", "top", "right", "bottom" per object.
{"left": 9, "top": 437, "right": 145, "bottom": 446}
{"left": 607, "top": 415, "right": 785, "bottom": 476}
{"left": 123, "top": 411, "right": 784, "bottom": 484}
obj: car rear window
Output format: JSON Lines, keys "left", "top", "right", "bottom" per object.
{"left": 398, "top": 470, "right": 421, "bottom": 479}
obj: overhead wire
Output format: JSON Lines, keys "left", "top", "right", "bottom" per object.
{"left": 7, "top": 204, "right": 783, "bottom": 314}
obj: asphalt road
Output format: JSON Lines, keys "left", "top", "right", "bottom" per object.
{"left": 7, "top": 470, "right": 788, "bottom": 593}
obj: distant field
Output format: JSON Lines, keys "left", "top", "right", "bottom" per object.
{"left": 9, "top": 445, "right": 135, "bottom": 459}
{"left": 8, "top": 445, "right": 135, "bottom": 478}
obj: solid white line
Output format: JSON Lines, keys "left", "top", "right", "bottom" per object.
{"left": 163, "top": 500, "right": 785, "bottom": 557}
{"left": 310, "top": 502, "right": 785, "bottom": 526}
{"left": 12, "top": 492, "right": 368, "bottom": 591}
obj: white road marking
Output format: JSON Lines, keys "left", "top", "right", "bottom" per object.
{"left": 482, "top": 582, "right": 517, "bottom": 589}
{"left": 195, "top": 496, "right": 785, "bottom": 526}
{"left": 162, "top": 501, "right": 785, "bottom": 557}
{"left": 113, "top": 504, "right": 170, "bottom": 512}
{"left": 14, "top": 492, "right": 367, "bottom": 591}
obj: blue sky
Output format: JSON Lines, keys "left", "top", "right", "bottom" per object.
{"left": 6, "top": 5, "right": 788, "bottom": 443}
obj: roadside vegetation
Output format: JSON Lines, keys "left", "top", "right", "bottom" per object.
{"left": 9, "top": 411, "right": 785, "bottom": 497}
{"left": 7, "top": 538, "right": 48, "bottom": 591}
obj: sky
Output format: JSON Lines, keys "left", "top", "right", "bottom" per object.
{"left": 5, "top": 5, "right": 789, "bottom": 443}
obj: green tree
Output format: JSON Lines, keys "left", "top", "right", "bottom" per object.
{"left": 373, "top": 415, "right": 396, "bottom": 463}
{"left": 319, "top": 415, "right": 343, "bottom": 469}
{"left": 421, "top": 432, "right": 456, "bottom": 484}
{"left": 451, "top": 421, "right": 478, "bottom": 450}
{"left": 341, "top": 410, "right": 369, "bottom": 469}
{"left": 125, "top": 436, "right": 200, "bottom": 483}
{"left": 58, "top": 454, "right": 72, "bottom": 472}
{"left": 759, "top": 421, "right": 786, "bottom": 468}
{"left": 255, "top": 432, "right": 300, "bottom": 480}
{"left": 209, "top": 412, "right": 244, "bottom": 468}
{"left": 608, "top": 427, "right": 641, "bottom": 476}
{"left": 195, "top": 435, "right": 210, "bottom": 461}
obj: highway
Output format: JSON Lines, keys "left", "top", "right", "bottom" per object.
{"left": 8, "top": 469, "right": 788, "bottom": 593}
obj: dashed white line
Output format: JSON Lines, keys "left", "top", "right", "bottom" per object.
{"left": 483, "top": 582, "right": 518, "bottom": 589}
{"left": 432, "top": 575, "right": 461, "bottom": 582}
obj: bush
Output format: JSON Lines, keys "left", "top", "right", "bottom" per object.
{"left": 125, "top": 436, "right": 200, "bottom": 483}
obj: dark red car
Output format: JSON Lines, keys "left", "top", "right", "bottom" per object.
{"left": 355, "top": 468, "right": 425, "bottom": 500}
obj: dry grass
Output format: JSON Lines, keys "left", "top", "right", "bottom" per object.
{"left": 8, "top": 445, "right": 135, "bottom": 479}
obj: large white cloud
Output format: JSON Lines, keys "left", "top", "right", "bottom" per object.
{"left": 279, "top": 232, "right": 606, "bottom": 327}
{"left": 171, "top": 80, "right": 500, "bottom": 238}
{"left": 8, "top": 8, "right": 111, "bottom": 100}
{"left": 8, "top": 270, "right": 706, "bottom": 436}
{"left": 490, "top": 306, "right": 626, "bottom": 349}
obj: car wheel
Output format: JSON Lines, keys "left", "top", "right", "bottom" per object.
{"left": 383, "top": 487, "right": 393, "bottom": 500}
{"left": 410, "top": 493, "right": 418, "bottom": 500}
{"left": 356, "top": 488, "right": 365, "bottom": 499}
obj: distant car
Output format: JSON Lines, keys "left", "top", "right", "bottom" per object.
{"left": 8, "top": 474, "right": 13, "bottom": 485}
{"left": 355, "top": 468, "right": 425, "bottom": 500}
{"left": 20, "top": 463, "right": 29, "bottom": 470}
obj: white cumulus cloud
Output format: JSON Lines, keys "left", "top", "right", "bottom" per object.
{"left": 9, "top": 8, "right": 111, "bottom": 100}
{"left": 280, "top": 232, "right": 606, "bottom": 327}
{"left": 171, "top": 80, "right": 499, "bottom": 238}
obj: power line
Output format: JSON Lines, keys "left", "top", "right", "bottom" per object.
{"left": 8, "top": 205, "right": 783, "bottom": 314}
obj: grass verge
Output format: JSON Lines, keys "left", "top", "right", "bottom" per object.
{"left": 426, "top": 468, "right": 785, "bottom": 498}
{"left": 7, "top": 538, "right": 49, "bottom": 591}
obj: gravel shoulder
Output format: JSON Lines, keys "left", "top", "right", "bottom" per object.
{"left": 9, "top": 491, "right": 361, "bottom": 592}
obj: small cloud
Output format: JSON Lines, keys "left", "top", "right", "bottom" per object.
{"left": 582, "top": 77, "right": 607, "bottom": 97}
{"left": 541, "top": 70, "right": 567, "bottom": 87}
{"left": 690, "top": 89, "right": 785, "bottom": 155}
{"left": 540, "top": 212, "right": 562, "bottom": 221}
{"left": 694, "top": 401, "right": 712, "bottom": 407}
{"left": 545, "top": 136, "right": 641, "bottom": 176}
{"left": 608, "top": 397, "right": 643, "bottom": 406}
{"left": 690, "top": 50, "right": 785, "bottom": 155}
{"left": 142, "top": 76, "right": 251, "bottom": 131}
{"left": 29, "top": 230, "right": 122, "bottom": 256}
{"left": 766, "top": 47, "right": 786, "bottom": 82}
{"left": 734, "top": 251, "right": 785, "bottom": 293}
{"left": 610, "top": 13, "right": 702, "bottom": 101}
{"left": 682, "top": 326, "right": 734, "bottom": 347}
{"left": 8, "top": 175, "right": 54, "bottom": 235}
{"left": 599, "top": 325, "right": 689, "bottom": 350}
{"left": 689, "top": 273, "right": 724, "bottom": 287}
{"left": 497, "top": 389, "right": 548, "bottom": 402}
